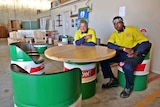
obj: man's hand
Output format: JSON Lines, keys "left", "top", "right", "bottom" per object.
{"left": 84, "top": 34, "right": 92, "bottom": 39}
{"left": 127, "top": 52, "right": 138, "bottom": 57}
{"left": 123, "top": 48, "right": 134, "bottom": 54}
{"left": 121, "top": 47, "right": 138, "bottom": 57}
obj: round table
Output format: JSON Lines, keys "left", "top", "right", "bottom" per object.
{"left": 45, "top": 45, "right": 116, "bottom": 62}
{"left": 45, "top": 45, "right": 116, "bottom": 99}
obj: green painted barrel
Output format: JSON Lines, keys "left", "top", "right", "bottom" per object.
{"left": 64, "top": 62, "right": 96, "bottom": 100}
{"left": 118, "top": 52, "right": 150, "bottom": 91}
{"left": 118, "top": 71, "right": 148, "bottom": 91}
{"left": 10, "top": 45, "right": 32, "bottom": 61}
{"left": 11, "top": 68, "right": 82, "bottom": 107}
{"left": 10, "top": 44, "right": 45, "bottom": 74}
{"left": 34, "top": 44, "right": 47, "bottom": 54}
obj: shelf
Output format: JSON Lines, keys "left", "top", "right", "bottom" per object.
{"left": 70, "top": 14, "right": 78, "bottom": 18}
{"left": 56, "top": 24, "right": 63, "bottom": 27}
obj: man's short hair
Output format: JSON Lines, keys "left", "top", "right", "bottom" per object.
{"left": 112, "top": 16, "right": 123, "bottom": 23}
{"left": 80, "top": 19, "right": 88, "bottom": 25}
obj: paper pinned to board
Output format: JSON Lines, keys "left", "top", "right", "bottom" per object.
{"left": 119, "top": 6, "right": 126, "bottom": 17}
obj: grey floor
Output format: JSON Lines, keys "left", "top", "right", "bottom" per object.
{"left": 0, "top": 38, "right": 160, "bottom": 107}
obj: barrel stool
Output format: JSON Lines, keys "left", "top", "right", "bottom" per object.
{"left": 64, "top": 62, "right": 96, "bottom": 100}
{"left": 10, "top": 43, "right": 45, "bottom": 74}
{"left": 118, "top": 53, "right": 150, "bottom": 91}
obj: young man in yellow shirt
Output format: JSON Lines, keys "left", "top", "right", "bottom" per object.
{"left": 74, "top": 19, "right": 96, "bottom": 46}
{"left": 100, "top": 16, "right": 151, "bottom": 98}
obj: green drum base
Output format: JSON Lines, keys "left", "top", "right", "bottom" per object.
{"left": 82, "top": 79, "right": 96, "bottom": 100}
{"left": 118, "top": 70, "right": 148, "bottom": 91}
{"left": 34, "top": 45, "right": 47, "bottom": 54}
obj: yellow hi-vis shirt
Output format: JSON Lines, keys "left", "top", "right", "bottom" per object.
{"left": 108, "top": 26, "right": 148, "bottom": 48}
{"left": 74, "top": 28, "right": 97, "bottom": 43}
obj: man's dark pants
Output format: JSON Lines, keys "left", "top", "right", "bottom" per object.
{"left": 100, "top": 51, "right": 145, "bottom": 89}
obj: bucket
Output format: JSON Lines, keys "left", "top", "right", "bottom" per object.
{"left": 64, "top": 62, "right": 96, "bottom": 100}
{"left": 62, "top": 35, "right": 68, "bottom": 43}
{"left": 34, "top": 44, "right": 47, "bottom": 54}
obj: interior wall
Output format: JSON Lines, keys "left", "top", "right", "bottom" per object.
{"left": 0, "top": 5, "right": 38, "bottom": 29}
{"left": 49, "top": 1, "right": 87, "bottom": 36}
{"left": 36, "top": 0, "right": 160, "bottom": 74}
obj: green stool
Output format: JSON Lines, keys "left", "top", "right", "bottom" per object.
{"left": 118, "top": 53, "right": 150, "bottom": 91}
{"left": 11, "top": 65, "right": 82, "bottom": 107}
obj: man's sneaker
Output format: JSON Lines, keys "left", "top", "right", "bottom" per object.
{"left": 120, "top": 87, "right": 133, "bottom": 98}
{"left": 102, "top": 78, "right": 119, "bottom": 89}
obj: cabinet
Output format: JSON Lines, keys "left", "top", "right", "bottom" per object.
{"left": 8, "top": 20, "right": 21, "bottom": 32}
{"left": 0, "top": 25, "right": 7, "bottom": 38}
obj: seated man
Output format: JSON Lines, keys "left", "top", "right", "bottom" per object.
{"left": 74, "top": 19, "right": 97, "bottom": 46}
{"left": 100, "top": 16, "right": 151, "bottom": 98}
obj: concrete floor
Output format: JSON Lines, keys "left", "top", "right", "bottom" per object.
{"left": 0, "top": 38, "right": 160, "bottom": 107}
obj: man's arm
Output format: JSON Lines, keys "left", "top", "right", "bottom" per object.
{"left": 83, "top": 42, "right": 96, "bottom": 46}
{"left": 107, "top": 42, "right": 121, "bottom": 50}
{"left": 75, "top": 37, "right": 85, "bottom": 46}
{"left": 134, "top": 41, "right": 152, "bottom": 56}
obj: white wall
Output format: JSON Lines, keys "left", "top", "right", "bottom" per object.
{"left": 0, "top": 5, "right": 38, "bottom": 28}
{"left": 39, "top": 0, "right": 160, "bottom": 74}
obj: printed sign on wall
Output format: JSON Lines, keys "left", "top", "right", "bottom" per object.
{"left": 77, "top": 7, "right": 89, "bottom": 29}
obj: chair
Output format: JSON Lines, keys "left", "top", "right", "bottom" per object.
{"left": 11, "top": 64, "right": 82, "bottom": 107}
{"left": 9, "top": 42, "right": 44, "bottom": 74}
{"left": 118, "top": 52, "right": 151, "bottom": 91}
{"left": 7, "top": 31, "right": 25, "bottom": 45}
{"left": 34, "top": 30, "right": 46, "bottom": 44}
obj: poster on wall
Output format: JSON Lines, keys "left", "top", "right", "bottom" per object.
{"left": 119, "top": 6, "right": 126, "bottom": 17}
{"left": 77, "top": 7, "right": 89, "bottom": 29}
{"left": 78, "top": 7, "right": 89, "bottom": 19}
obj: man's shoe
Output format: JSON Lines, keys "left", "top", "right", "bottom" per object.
{"left": 120, "top": 87, "right": 132, "bottom": 98}
{"left": 102, "top": 78, "right": 119, "bottom": 89}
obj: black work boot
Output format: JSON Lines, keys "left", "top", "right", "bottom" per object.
{"left": 102, "top": 78, "right": 119, "bottom": 89}
{"left": 120, "top": 86, "right": 133, "bottom": 98}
